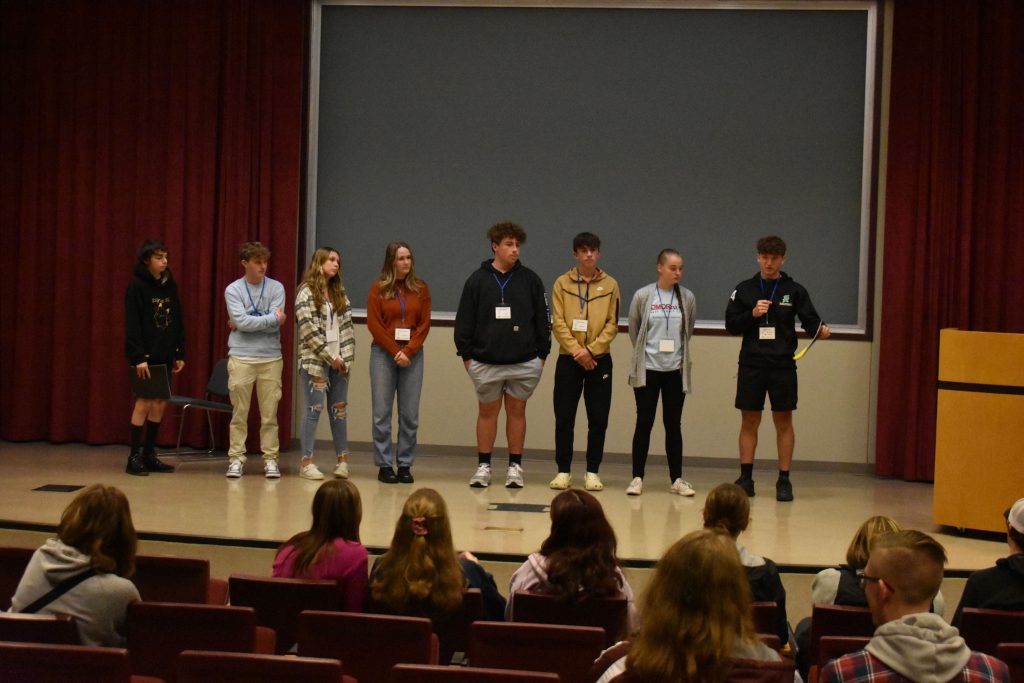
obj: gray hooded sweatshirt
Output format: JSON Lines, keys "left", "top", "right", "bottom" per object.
{"left": 8, "top": 538, "right": 140, "bottom": 646}
{"left": 865, "top": 612, "right": 972, "bottom": 683}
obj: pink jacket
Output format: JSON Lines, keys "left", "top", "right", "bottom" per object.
{"left": 273, "top": 538, "right": 368, "bottom": 612}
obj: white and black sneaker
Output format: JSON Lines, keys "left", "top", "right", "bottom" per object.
{"left": 469, "top": 463, "right": 492, "bottom": 488}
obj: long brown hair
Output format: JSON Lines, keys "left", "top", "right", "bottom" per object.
{"left": 377, "top": 241, "right": 423, "bottom": 298}
{"left": 539, "top": 489, "right": 622, "bottom": 602}
{"left": 57, "top": 485, "right": 138, "bottom": 577}
{"left": 280, "top": 480, "right": 362, "bottom": 577}
{"left": 702, "top": 483, "right": 751, "bottom": 538}
{"left": 369, "top": 488, "right": 464, "bottom": 616}
{"left": 627, "top": 530, "right": 756, "bottom": 683}
{"left": 301, "top": 246, "right": 348, "bottom": 313}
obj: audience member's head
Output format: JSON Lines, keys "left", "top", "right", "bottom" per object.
{"left": 702, "top": 483, "right": 750, "bottom": 538}
{"left": 627, "top": 529, "right": 755, "bottom": 682}
{"left": 58, "top": 484, "right": 137, "bottom": 577}
{"left": 1006, "top": 498, "right": 1024, "bottom": 554}
{"left": 846, "top": 515, "right": 902, "bottom": 571}
{"left": 863, "top": 530, "right": 947, "bottom": 625}
{"left": 539, "top": 489, "right": 622, "bottom": 601}
{"left": 281, "top": 479, "right": 362, "bottom": 577}
{"left": 370, "top": 488, "right": 464, "bottom": 615}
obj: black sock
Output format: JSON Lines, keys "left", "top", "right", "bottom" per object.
{"left": 740, "top": 463, "right": 753, "bottom": 480}
{"left": 509, "top": 454, "right": 523, "bottom": 466}
{"left": 478, "top": 452, "right": 492, "bottom": 466}
{"left": 130, "top": 424, "right": 144, "bottom": 451}
{"left": 144, "top": 420, "right": 160, "bottom": 455}
{"left": 778, "top": 470, "right": 790, "bottom": 479}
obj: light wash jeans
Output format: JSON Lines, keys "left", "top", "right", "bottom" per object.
{"left": 369, "top": 344, "right": 424, "bottom": 469}
{"left": 299, "top": 367, "right": 349, "bottom": 458}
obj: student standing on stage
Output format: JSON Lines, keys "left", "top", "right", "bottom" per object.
{"left": 224, "top": 241, "right": 286, "bottom": 479}
{"left": 626, "top": 249, "right": 696, "bottom": 497}
{"left": 549, "top": 232, "right": 620, "bottom": 492}
{"left": 295, "top": 247, "right": 355, "bottom": 481}
{"left": 124, "top": 239, "right": 184, "bottom": 476}
{"left": 367, "top": 241, "right": 431, "bottom": 485}
{"left": 455, "top": 222, "right": 551, "bottom": 489}
{"left": 725, "top": 235, "right": 830, "bottom": 502}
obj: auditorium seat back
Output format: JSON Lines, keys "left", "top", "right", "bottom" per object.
{"left": 512, "top": 591, "right": 628, "bottom": 646}
{"left": 228, "top": 573, "right": 341, "bottom": 654}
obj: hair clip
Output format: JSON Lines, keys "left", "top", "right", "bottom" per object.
{"left": 411, "top": 516, "right": 428, "bottom": 537}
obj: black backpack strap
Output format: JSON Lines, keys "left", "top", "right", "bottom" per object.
{"left": 20, "top": 567, "right": 97, "bottom": 614}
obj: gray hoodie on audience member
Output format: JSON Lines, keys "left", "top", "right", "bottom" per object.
{"left": 8, "top": 538, "right": 140, "bottom": 646}
{"left": 865, "top": 612, "right": 971, "bottom": 683}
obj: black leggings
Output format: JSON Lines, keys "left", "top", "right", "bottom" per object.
{"left": 552, "top": 354, "right": 613, "bottom": 473}
{"left": 631, "top": 369, "right": 685, "bottom": 480}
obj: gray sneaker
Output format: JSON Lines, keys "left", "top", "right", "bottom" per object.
{"left": 505, "top": 463, "right": 524, "bottom": 488}
{"left": 469, "top": 463, "right": 492, "bottom": 488}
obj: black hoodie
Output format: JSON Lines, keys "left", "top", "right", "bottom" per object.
{"left": 454, "top": 260, "right": 551, "bottom": 365}
{"left": 952, "top": 552, "right": 1024, "bottom": 627}
{"left": 125, "top": 263, "right": 186, "bottom": 365}
{"left": 725, "top": 271, "right": 823, "bottom": 368}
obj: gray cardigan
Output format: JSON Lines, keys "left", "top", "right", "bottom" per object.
{"left": 627, "top": 282, "right": 695, "bottom": 392}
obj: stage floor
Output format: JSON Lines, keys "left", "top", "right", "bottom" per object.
{"left": 0, "top": 442, "right": 1007, "bottom": 570}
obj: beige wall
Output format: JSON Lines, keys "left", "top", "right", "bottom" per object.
{"left": 296, "top": 325, "right": 874, "bottom": 465}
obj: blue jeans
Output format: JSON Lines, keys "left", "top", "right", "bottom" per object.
{"left": 299, "top": 367, "right": 349, "bottom": 458}
{"left": 369, "top": 344, "right": 424, "bottom": 469}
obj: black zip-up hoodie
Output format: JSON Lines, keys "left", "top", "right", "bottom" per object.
{"left": 952, "top": 552, "right": 1024, "bottom": 626}
{"left": 125, "top": 263, "right": 185, "bottom": 365}
{"left": 724, "top": 271, "right": 822, "bottom": 368}
{"left": 454, "top": 260, "right": 551, "bottom": 365}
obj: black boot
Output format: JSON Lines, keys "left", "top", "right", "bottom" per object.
{"left": 142, "top": 449, "right": 175, "bottom": 473}
{"left": 377, "top": 467, "right": 398, "bottom": 484}
{"left": 397, "top": 466, "right": 414, "bottom": 484}
{"left": 126, "top": 448, "right": 149, "bottom": 476}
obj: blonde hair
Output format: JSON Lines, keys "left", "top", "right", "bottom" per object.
{"left": 627, "top": 529, "right": 756, "bottom": 683}
{"left": 58, "top": 485, "right": 138, "bottom": 577}
{"left": 369, "top": 488, "right": 464, "bottom": 616}
{"left": 377, "top": 241, "right": 423, "bottom": 299}
{"left": 846, "top": 516, "right": 901, "bottom": 570}
{"left": 869, "top": 530, "right": 947, "bottom": 606}
{"left": 301, "top": 247, "right": 348, "bottom": 313}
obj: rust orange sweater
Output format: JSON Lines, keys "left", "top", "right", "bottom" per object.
{"left": 366, "top": 279, "right": 431, "bottom": 357}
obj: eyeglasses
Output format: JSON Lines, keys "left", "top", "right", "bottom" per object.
{"left": 858, "top": 573, "right": 883, "bottom": 590}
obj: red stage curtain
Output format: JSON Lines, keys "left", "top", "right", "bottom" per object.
{"left": 876, "top": 0, "right": 1024, "bottom": 480}
{"left": 0, "top": 0, "right": 307, "bottom": 449}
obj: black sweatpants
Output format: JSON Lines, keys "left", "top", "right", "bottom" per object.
{"left": 631, "top": 369, "right": 685, "bottom": 480}
{"left": 552, "top": 354, "right": 613, "bottom": 473}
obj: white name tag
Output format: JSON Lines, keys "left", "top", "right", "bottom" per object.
{"left": 759, "top": 327, "right": 776, "bottom": 341}
{"left": 495, "top": 306, "right": 511, "bottom": 319}
{"left": 394, "top": 327, "right": 411, "bottom": 341}
{"left": 325, "top": 325, "right": 339, "bottom": 342}
{"left": 659, "top": 339, "right": 675, "bottom": 353}
{"left": 572, "top": 319, "right": 588, "bottom": 332}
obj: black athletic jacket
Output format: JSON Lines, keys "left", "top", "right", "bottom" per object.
{"left": 454, "top": 260, "right": 551, "bottom": 365}
{"left": 125, "top": 263, "right": 185, "bottom": 365}
{"left": 952, "top": 553, "right": 1024, "bottom": 627}
{"left": 725, "top": 271, "right": 822, "bottom": 368}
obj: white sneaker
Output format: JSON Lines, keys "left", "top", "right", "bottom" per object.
{"left": 505, "top": 463, "right": 524, "bottom": 489}
{"left": 300, "top": 462, "right": 325, "bottom": 480}
{"left": 549, "top": 472, "right": 572, "bottom": 490}
{"left": 469, "top": 463, "right": 492, "bottom": 488}
{"left": 670, "top": 478, "right": 696, "bottom": 497}
{"left": 226, "top": 460, "right": 243, "bottom": 478}
{"left": 264, "top": 461, "right": 280, "bottom": 479}
{"left": 626, "top": 477, "right": 643, "bottom": 496}
{"left": 334, "top": 460, "right": 349, "bottom": 479}
{"left": 584, "top": 472, "right": 604, "bottom": 491}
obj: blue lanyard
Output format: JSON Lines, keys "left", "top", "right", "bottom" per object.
{"left": 245, "top": 279, "right": 265, "bottom": 315}
{"left": 759, "top": 277, "right": 780, "bottom": 303}
{"left": 396, "top": 286, "right": 406, "bottom": 325}
{"left": 576, "top": 269, "right": 590, "bottom": 316}
{"left": 493, "top": 272, "right": 513, "bottom": 304}
{"left": 654, "top": 287, "right": 674, "bottom": 324}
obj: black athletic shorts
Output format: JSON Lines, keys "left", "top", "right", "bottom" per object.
{"left": 735, "top": 364, "right": 797, "bottom": 412}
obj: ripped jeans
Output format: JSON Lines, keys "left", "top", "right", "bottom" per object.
{"left": 299, "top": 367, "right": 349, "bottom": 458}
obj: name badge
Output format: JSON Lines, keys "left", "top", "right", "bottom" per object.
{"left": 495, "top": 306, "right": 511, "bottom": 319}
{"left": 325, "top": 325, "right": 339, "bottom": 342}
{"left": 395, "top": 327, "right": 411, "bottom": 341}
{"left": 659, "top": 339, "right": 675, "bottom": 353}
{"left": 759, "top": 327, "right": 776, "bottom": 341}
{"left": 572, "top": 319, "right": 588, "bottom": 332}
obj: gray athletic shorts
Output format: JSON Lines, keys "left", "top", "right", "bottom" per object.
{"left": 466, "top": 357, "right": 543, "bottom": 404}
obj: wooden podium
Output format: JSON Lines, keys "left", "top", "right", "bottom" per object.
{"left": 933, "top": 329, "right": 1024, "bottom": 532}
